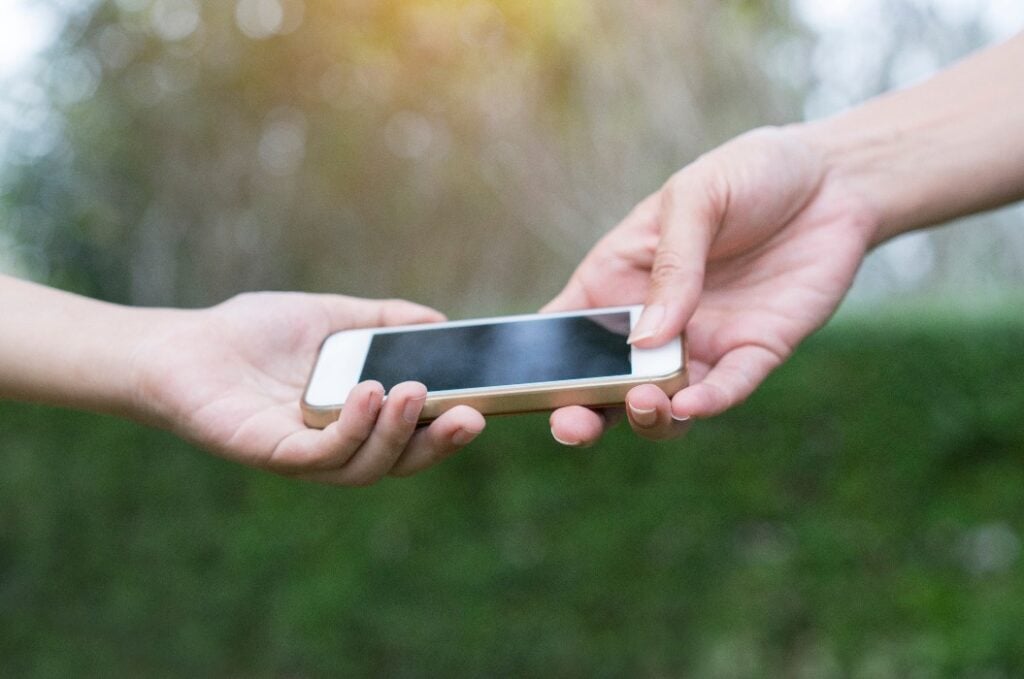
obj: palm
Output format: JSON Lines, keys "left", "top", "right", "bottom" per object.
{"left": 698, "top": 193, "right": 872, "bottom": 377}
{"left": 138, "top": 295, "right": 332, "bottom": 463}
{"left": 132, "top": 293, "right": 443, "bottom": 470}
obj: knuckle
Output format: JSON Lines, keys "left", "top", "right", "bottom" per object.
{"left": 649, "top": 250, "right": 689, "bottom": 289}
{"left": 381, "top": 425, "right": 413, "bottom": 452}
{"left": 312, "top": 434, "right": 363, "bottom": 471}
{"left": 659, "top": 178, "right": 682, "bottom": 214}
{"left": 664, "top": 168, "right": 688, "bottom": 194}
{"left": 264, "top": 439, "right": 302, "bottom": 473}
{"left": 706, "top": 381, "right": 737, "bottom": 412}
{"left": 663, "top": 165, "right": 703, "bottom": 202}
{"left": 335, "top": 428, "right": 370, "bottom": 456}
{"left": 224, "top": 291, "right": 264, "bottom": 309}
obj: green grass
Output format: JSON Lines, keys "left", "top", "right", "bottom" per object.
{"left": 2, "top": 314, "right": 1024, "bottom": 677}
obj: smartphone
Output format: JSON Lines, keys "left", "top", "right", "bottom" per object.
{"left": 301, "top": 305, "right": 687, "bottom": 428}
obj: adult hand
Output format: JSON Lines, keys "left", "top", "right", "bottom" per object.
{"left": 545, "top": 126, "right": 878, "bottom": 446}
{"left": 130, "top": 292, "right": 485, "bottom": 485}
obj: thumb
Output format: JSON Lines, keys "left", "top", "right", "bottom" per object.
{"left": 628, "top": 165, "right": 723, "bottom": 348}
{"left": 543, "top": 191, "right": 663, "bottom": 314}
{"left": 541, "top": 276, "right": 591, "bottom": 313}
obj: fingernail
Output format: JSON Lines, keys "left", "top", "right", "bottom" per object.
{"left": 366, "top": 390, "right": 384, "bottom": 418}
{"left": 629, "top": 404, "right": 657, "bottom": 428}
{"left": 451, "top": 427, "right": 481, "bottom": 447}
{"left": 671, "top": 412, "right": 691, "bottom": 423}
{"left": 628, "top": 304, "right": 665, "bottom": 344}
{"left": 402, "top": 395, "right": 427, "bottom": 424}
{"left": 551, "top": 429, "right": 580, "bottom": 447}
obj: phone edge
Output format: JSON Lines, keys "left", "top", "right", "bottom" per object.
{"left": 300, "top": 339, "right": 688, "bottom": 429}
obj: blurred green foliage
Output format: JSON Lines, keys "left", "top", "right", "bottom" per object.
{"left": 3, "top": 314, "right": 1023, "bottom": 676}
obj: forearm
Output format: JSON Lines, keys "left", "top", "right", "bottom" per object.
{"left": 0, "top": 275, "right": 173, "bottom": 418}
{"left": 801, "top": 32, "right": 1024, "bottom": 244}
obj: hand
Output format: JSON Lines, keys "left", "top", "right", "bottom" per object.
{"left": 545, "top": 126, "right": 878, "bottom": 445}
{"left": 129, "top": 293, "right": 485, "bottom": 485}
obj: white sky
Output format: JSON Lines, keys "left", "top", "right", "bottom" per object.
{"left": 0, "top": 1, "right": 61, "bottom": 79}
{"left": 795, "top": 0, "right": 1024, "bottom": 42}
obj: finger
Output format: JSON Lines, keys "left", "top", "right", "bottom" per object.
{"left": 388, "top": 406, "right": 486, "bottom": 477}
{"left": 264, "top": 380, "right": 385, "bottom": 473}
{"left": 540, "top": 276, "right": 591, "bottom": 314}
{"left": 628, "top": 165, "right": 724, "bottom": 348}
{"left": 549, "top": 406, "right": 608, "bottom": 447}
{"left": 316, "top": 295, "right": 446, "bottom": 331}
{"left": 308, "top": 381, "right": 427, "bottom": 486}
{"left": 541, "top": 192, "right": 661, "bottom": 314}
{"left": 670, "top": 345, "right": 783, "bottom": 419}
{"left": 603, "top": 407, "right": 625, "bottom": 430}
{"left": 625, "top": 384, "right": 691, "bottom": 441}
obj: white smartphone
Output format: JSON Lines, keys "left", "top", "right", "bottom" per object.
{"left": 301, "top": 305, "right": 687, "bottom": 428}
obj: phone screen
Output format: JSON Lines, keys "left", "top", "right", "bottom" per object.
{"left": 359, "top": 311, "right": 632, "bottom": 392}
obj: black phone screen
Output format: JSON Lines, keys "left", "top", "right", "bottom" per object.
{"left": 358, "top": 311, "right": 632, "bottom": 392}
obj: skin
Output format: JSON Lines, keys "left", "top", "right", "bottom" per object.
{"left": 547, "top": 32, "right": 1024, "bottom": 446}
{"left": 0, "top": 277, "right": 484, "bottom": 486}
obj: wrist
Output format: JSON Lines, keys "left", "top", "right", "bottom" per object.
{"left": 63, "top": 301, "right": 184, "bottom": 424}
{"left": 794, "top": 114, "right": 909, "bottom": 247}
{"left": 123, "top": 307, "right": 201, "bottom": 430}
{"left": 794, "top": 34, "right": 1024, "bottom": 247}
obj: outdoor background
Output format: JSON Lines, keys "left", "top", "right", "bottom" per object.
{"left": 1, "top": 0, "right": 1023, "bottom": 675}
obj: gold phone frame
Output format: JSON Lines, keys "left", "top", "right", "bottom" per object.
{"left": 301, "top": 339, "right": 687, "bottom": 429}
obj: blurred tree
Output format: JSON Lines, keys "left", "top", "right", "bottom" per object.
{"left": 4, "top": 0, "right": 1016, "bottom": 313}
{"left": 0, "top": 0, "right": 797, "bottom": 312}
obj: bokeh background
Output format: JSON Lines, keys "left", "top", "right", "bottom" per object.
{"left": 1, "top": 0, "right": 1023, "bottom": 675}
